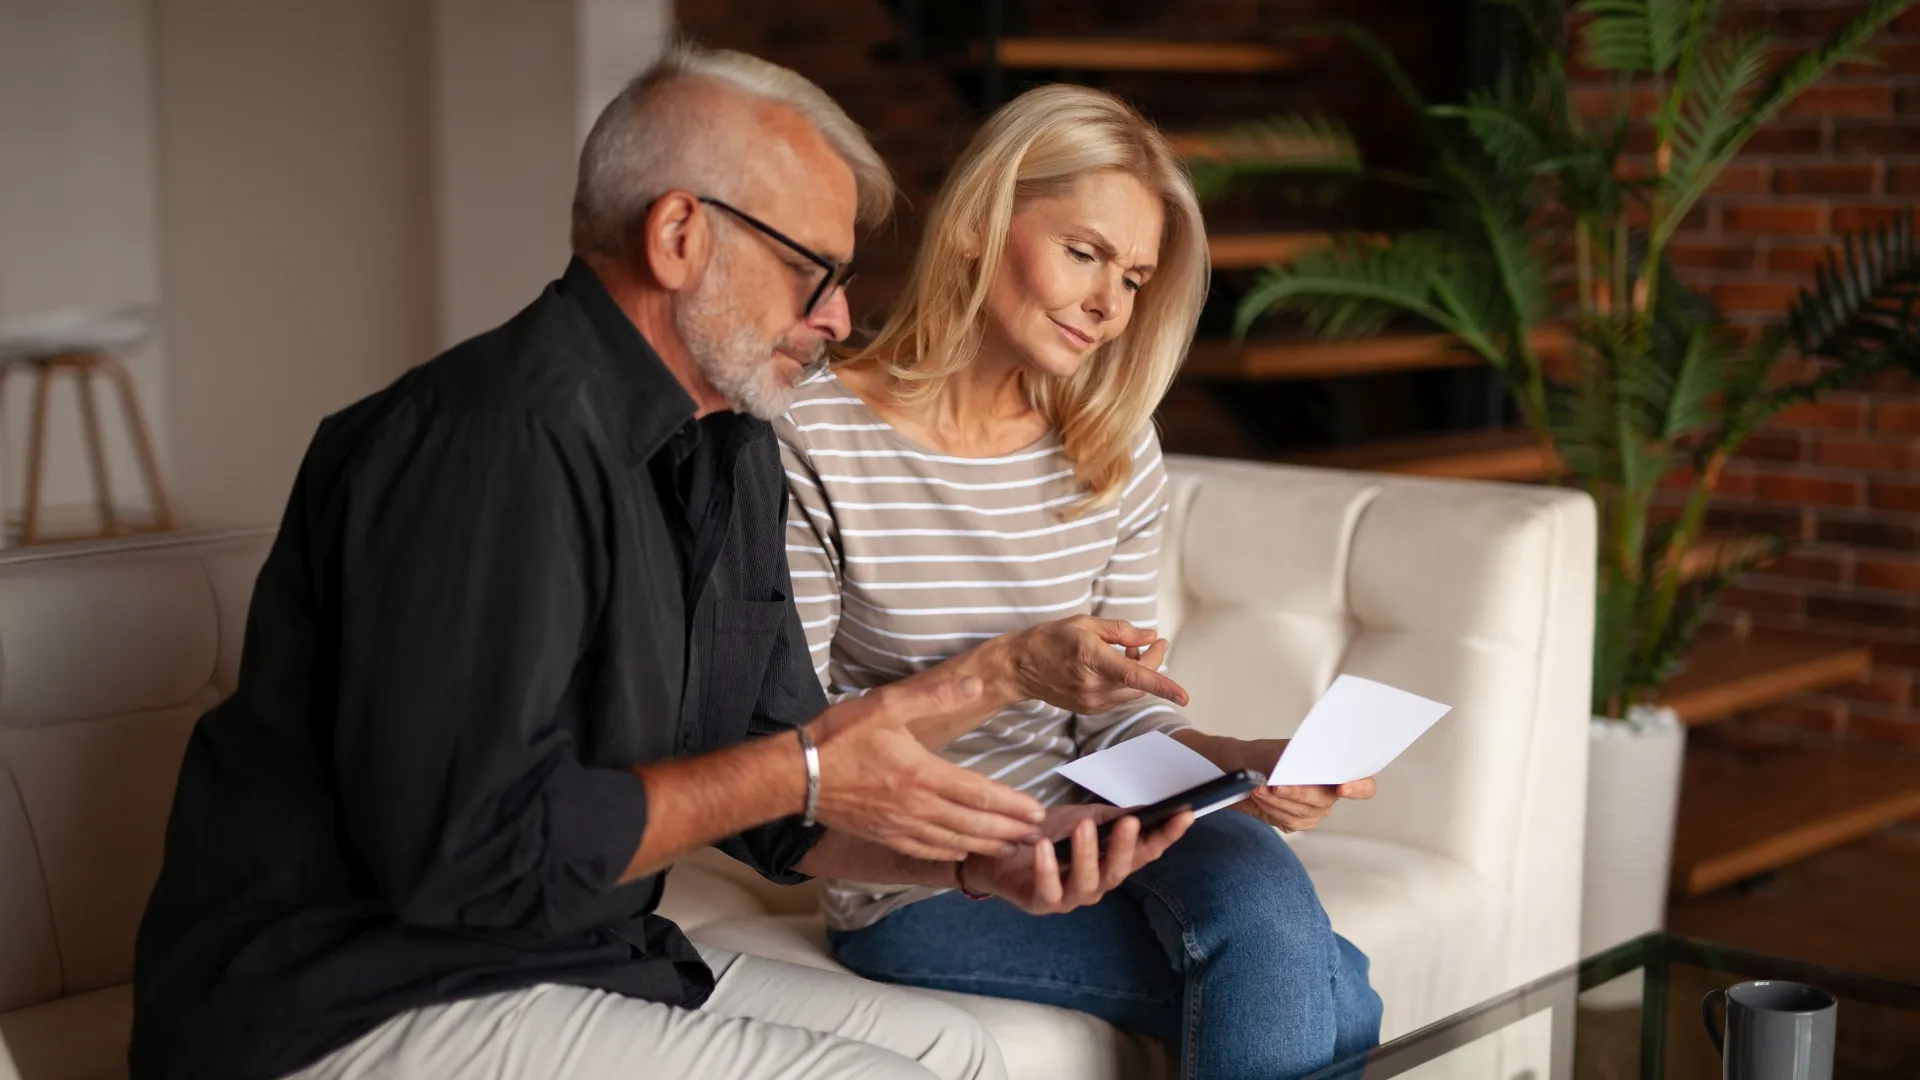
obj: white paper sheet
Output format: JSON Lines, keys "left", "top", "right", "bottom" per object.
{"left": 1055, "top": 730, "right": 1225, "bottom": 808}
{"left": 1268, "top": 675, "right": 1451, "bottom": 786}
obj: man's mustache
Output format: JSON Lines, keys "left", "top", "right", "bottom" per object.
{"left": 786, "top": 343, "right": 831, "bottom": 381}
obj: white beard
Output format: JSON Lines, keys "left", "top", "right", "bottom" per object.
{"left": 675, "top": 257, "right": 818, "bottom": 421}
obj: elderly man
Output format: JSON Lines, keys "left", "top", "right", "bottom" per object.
{"left": 131, "top": 44, "right": 1188, "bottom": 1080}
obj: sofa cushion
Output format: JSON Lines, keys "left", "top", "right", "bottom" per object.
{"left": 655, "top": 861, "right": 776, "bottom": 933}
{"left": 0, "top": 764, "right": 60, "bottom": 1016}
{"left": 0, "top": 983, "right": 130, "bottom": 1080}
{"left": 3, "top": 707, "right": 203, "bottom": 997}
{"left": 1289, "top": 831, "right": 1506, "bottom": 1040}
{"left": 0, "top": 555, "right": 216, "bottom": 729}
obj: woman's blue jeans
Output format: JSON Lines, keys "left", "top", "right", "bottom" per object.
{"left": 828, "top": 810, "right": 1383, "bottom": 1080}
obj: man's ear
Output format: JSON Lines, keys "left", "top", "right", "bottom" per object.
{"left": 640, "top": 191, "right": 707, "bottom": 292}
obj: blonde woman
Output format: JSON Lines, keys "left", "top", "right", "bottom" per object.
{"left": 775, "top": 85, "right": 1382, "bottom": 1080}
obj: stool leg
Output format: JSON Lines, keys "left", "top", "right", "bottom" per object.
{"left": 102, "top": 356, "right": 174, "bottom": 530}
{"left": 75, "top": 356, "right": 119, "bottom": 536}
{"left": 20, "top": 362, "right": 55, "bottom": 545}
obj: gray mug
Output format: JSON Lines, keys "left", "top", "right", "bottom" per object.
{"left": 1701, "top": 980, "right": 1838, "bottom": 1080}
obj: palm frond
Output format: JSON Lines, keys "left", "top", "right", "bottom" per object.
{"left": 1232, "top": 233, "right": 1457, "bottom": 339}
{"left": 1722, "top": 1, "right": 1911, "bottom": 164}
{"left": 1432, "top": 151, "right": 1555, "bottom": 337}
{"left": 1182, "top": 115, "right": 1363, "bottom": 202}
{"left": 1430, "top": 74, "right": 1554, "bottom": 177}
{"left": 1578, "top": 0, "right": 1690, "bottom": 74}
{"left": 1662, "top": 29, "right": 1773, "bottom": 232}
{"left": 1788, "top": 212, "right": 1920, "bottom": 367}
{"left": 1665, "top": 328, "right": 1727, "bottom": 440}
{"left": 1631, "top": 536, "right": 1788, "bottom": 695}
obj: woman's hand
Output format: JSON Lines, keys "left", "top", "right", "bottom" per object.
{"left": 958, "top": 803, "right": 1193, "bottom": 915}
{"left": 1170, "top": 730, "right": 1377, "bottom": 833}
{"left": 1241, "top": 777, "right": 1377, "bottom": 832}
{"left": 969, "top": 615, "right": 1189, "bottom": 715}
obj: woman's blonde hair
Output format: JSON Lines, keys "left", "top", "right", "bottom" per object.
{"left": 849, "top": 84, "right": 1209, "bottom": 510}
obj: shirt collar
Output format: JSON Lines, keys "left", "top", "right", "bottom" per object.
{"left": 558, "top": 256, "right": 699, "bottom": 462}
{"left": 556, "top": 257, "right": 772, "bottom": 464}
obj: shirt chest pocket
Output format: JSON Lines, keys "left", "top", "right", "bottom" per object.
{"left": 699, "top": 597, "right": 793, "bottom": 742}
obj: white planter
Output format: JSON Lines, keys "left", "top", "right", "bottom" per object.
{"left": 1580, "top": 705, "right": 1686, "bottom": 1003}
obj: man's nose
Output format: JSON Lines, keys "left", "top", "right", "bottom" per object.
{"left": 808, "top": 286, "right": 853, "bottom": 343}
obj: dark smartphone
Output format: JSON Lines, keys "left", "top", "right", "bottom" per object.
{"left": 1050, "top": 769, "right": 1267, "bottom": 864}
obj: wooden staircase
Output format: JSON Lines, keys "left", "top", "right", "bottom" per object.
{"left": 978, "top": 38, "right": 1299, "bottom": 73}
{"left": 1281, "top": 428, "right": 1556, "bottom": 481}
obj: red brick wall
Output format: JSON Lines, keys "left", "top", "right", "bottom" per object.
{"left": 1593, "top": 4, "right": 1920, "bottom": 748}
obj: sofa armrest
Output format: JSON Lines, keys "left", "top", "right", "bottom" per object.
{"left": 1160, "top": 456, "right": 1594, "bottom": 988}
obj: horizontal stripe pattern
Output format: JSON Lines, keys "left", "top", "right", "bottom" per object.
{"left": 774, "top": 371, "right": 1187, "bottom": 930}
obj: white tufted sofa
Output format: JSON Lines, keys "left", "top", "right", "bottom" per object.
{"left": 0, "top": 455, "right": 1594, "bottom": 1080}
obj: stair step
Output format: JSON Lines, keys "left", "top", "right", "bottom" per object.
{"left": 1169, "top": 129, "right": 1352, "bottom": 165}
{"left": 1209, "top": 232, "right": 1335, "bottom": 270}
{"left": 1671, "top": 742, "right": 1920, "bottom": 896}
{"left": 1185, "top": 326, "right": 1572, "bottom": 381}
{"left": 1658, "top": 630, "right": 1874, "bottom": 726}
{"left": 981, "top": 38, "right": 1297, "bottom": 73}
{"left": 1282, "top": 428, "right": 1556, "bottom": 481}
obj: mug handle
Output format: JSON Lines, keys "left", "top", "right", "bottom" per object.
{"left": 1701, "top": 988, "right": 1727, "bottom": 1055}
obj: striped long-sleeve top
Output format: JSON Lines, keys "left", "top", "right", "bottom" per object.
{"left": 774, "top": 371, "right": 1190, "bottom": 930}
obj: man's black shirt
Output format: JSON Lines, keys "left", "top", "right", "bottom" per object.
{"left": 130, "top": 260, "right": 828, "bottom": 1080}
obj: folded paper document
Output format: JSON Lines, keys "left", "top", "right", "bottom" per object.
{"left": 1056, "top": 676, "right": 1451, "bottom": 807}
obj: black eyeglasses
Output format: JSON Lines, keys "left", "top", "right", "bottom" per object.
{"left": 698, "top": 197, "right": 855, "bottom": 317}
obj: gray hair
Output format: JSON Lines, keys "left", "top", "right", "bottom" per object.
{"left": 571, "top": 42, "right": 896, "bottom": 255}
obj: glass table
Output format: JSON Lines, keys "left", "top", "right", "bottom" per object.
{"left": 1306, "top": 933, "right": 1920, "bottom": 1079}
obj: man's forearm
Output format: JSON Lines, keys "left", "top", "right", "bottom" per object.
{"left": 621, "top": 731, "right": 806, "bottom": 884}
{"left": 793, "top": 829, "right": 957, "bottom": 889}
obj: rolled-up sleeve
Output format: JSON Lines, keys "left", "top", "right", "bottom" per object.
{"left": 331, "top": 402, "right": 645, "bottom": 935}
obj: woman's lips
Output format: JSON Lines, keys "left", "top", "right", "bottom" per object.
{"left": 1049, "top": 317, "right": 1095, "bottom": 351}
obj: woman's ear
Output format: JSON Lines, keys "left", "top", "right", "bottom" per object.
{"left": 957, "top": 220, "right": 983, "bottom": 261}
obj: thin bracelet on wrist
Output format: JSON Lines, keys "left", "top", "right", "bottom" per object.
{"left": 794, "top": 724, "right": 821, "bottom": 828}
{"left": 954, "top": 858, "right": 991, "bottom": 901}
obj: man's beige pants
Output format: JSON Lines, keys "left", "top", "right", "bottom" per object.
{"left": 286, "top": 944, "right": 1007, "bottom": 1080}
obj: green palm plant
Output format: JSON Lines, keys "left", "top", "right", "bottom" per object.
{"left": 1225, "top": 0, "right": 1920, "bottom": 718}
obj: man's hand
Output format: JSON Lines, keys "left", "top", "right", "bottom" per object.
{"left": 809, "top": 672, "right": 1048, "bottom": 862}
{"left": 958, "top": 804, "right": 1193, "bottom": 915}
{"left": 1169, "top": 730, "right": 1377, "bottom": 833}
{"left": 971, "top": 616, "right": 1189, "bottom": 715}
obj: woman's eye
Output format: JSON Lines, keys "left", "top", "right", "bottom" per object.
{"left": 1123, "top": 278, "right": 1142, "bottom": 293}
{"left": 1066, "top": 246, "right": 1095, "bottom": 263}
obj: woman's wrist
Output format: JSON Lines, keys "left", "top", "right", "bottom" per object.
{"left": 954, "top": 632, "right": 1026, "bottom": 708}
{"left": 1170, "top": 730, "right": 1281, "bottom": 776}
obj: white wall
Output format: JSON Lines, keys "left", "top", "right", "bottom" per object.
{"left": 153, "top": 0, "right": 437, "bottom": 528}
{"left": 431, "top": 0, "right": 671, "bottom": 348}
{"left": 0, "top": 0, "right": 168, "bottom": 531}
{"left": 4, "top": 0, "right": 671, "bottom": 534}
{"left": 431, "top": 0, "right": 579, "bottom": 348}
{"left": 577, "top": 0, "right": 674, "bottom": 143}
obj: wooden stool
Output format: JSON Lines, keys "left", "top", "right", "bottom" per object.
{"left": 0, "top": 307, "right": 175, "bottom": 545}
